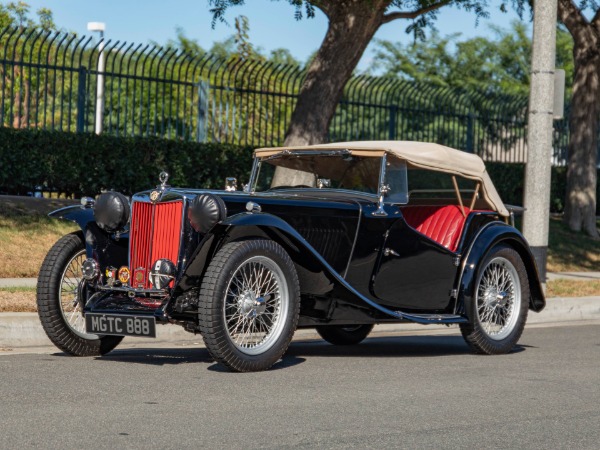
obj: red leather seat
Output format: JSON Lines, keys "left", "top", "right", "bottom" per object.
{"left": 401, "top": 205, "right": 470, "bottom": 252}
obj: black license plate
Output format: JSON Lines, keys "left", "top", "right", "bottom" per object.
{"left": 85, "top": 313, "right": 156, "bottom": 338}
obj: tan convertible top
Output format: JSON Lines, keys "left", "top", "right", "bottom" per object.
{"left": 254, "top": 140, "right": 508, "bottom": 216}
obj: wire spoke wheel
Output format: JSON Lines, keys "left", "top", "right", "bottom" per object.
{"left": 224, "top": 256, "right": 288, "bottom": 355}
{"left": 198, "top": 240, "right": 300, "bottom": 372}
{"left": 460, "top": 245, "right": 529, "bottom": 355}
{"left": 476, "top": 256, "right": 521, "bottom": 341}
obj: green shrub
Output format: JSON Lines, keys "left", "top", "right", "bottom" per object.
{"left": 0, "top": 128, "right": 253, "bottom": 197}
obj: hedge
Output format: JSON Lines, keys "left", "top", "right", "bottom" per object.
{"left": 0, "top": 128, "right": 253, "bottom": 197}
{"left": 0, "top": 127, "right": 598, "bottom": 214}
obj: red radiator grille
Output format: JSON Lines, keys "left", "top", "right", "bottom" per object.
{"left": 129, "top": 200, "right": 183, "bottom": 288}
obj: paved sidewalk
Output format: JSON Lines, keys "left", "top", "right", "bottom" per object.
{"left": 546, "top": 272, "right": 600, "bottom": 281}
{"left": 0, "top": 278, "right": 37, "bottom": 288}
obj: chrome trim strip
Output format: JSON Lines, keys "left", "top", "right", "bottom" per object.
{"left": 248, "top": 158, "right": 259, "bottom": 193}
{"left": 343, "top": 200, "right": 363, "bottom": 279}
{"left": 373, "top": 152, "right": 388, "bottom": 216}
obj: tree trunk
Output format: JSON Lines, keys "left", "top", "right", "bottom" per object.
{"left": 563, "top": 45, "right": 600, "bottom": 238}
{"left": 284, "top": 1, "right": 389, "bottom": 146}
{"left": 272, "top": 0, "right": 390, "bottom": 186}
{"left": 557, "top": 0, "right": 600, "bottom": 238}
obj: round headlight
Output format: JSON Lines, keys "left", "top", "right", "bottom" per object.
{"left": 94, "top": 191, "right": 130, "bottom": 232}
{"left": 149, "top": 259, "right": 176, "bottom": 289}
{"left": 81, "top": 258, "right": 99, "bottom": 281}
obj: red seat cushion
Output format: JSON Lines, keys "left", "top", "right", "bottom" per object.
{"left": 401, "top": 205, "right": 470, "bottom": 252}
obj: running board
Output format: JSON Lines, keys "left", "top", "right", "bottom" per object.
{"left": 396, "top": 312, "right": 468, "bottom": 324}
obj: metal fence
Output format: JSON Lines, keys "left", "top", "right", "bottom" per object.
{"left": 0, "top": 25, "right": 575, "bottom": 164}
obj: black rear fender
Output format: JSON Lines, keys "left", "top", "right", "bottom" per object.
{"left": 458, "top": 222, "right": 546, "bottom": 313}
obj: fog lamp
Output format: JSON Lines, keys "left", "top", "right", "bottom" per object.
{"left": 149, "top": 259, "right": 176, "bottom": 289}
{"left": 118, "top": 266, "right": 130, "bottom": 284}
{"left": 81, "top": 258, "right": 99, "bottom": 281}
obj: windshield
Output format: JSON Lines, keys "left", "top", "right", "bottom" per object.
{"left": 253, "top": 154, "right": 381, "bottom": 194}
{"left": 250, "top": 152, "right": 408, "bottom": 203}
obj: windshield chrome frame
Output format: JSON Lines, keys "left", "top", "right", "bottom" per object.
{"left": 250, "top": 150, "right": 390, "bottom": 199}
{"left": 372, "top": 153, "right": 388, "bottom": 216}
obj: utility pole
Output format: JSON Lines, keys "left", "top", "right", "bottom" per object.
{"left": 523, "top": 0, "right": 558, "bottom": 285}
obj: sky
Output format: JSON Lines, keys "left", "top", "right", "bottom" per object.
{"left": 18, "top": 0, "right": 524, "bottom": 70}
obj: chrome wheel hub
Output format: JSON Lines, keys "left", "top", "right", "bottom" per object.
{"left": 238, "top": 291, "right": 268, "bottom": 317}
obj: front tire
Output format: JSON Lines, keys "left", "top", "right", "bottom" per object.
{"left": 37, "top": 232, "right": 123, "bottom": 356}
{"left": 459, "top": 245, "right": 529, "bottom": 355}
{"left": 198, "top": 240, "right": 300, "bottom": 372}
{"left": 316, "top": 324, "right": 374, "bottom": 345}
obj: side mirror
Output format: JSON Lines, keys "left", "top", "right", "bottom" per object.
{"left": 317, "top": 178, "right": 330, "bottom": 189}
{"left": 225, "top": 177, "right": 237, "bottom": 192}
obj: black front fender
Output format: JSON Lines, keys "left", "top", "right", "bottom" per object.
{"left": 49, "top": 205, "right": 95, "bottom": 230}
{"left": 49, "top": 205, "right": 129, "bottom": 269}
{"left": 458, "top": 222, "right": 546, "bottom": 313}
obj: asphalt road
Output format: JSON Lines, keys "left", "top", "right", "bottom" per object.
{"left": 0, "top": 324, "right": 598, "bottom": 449}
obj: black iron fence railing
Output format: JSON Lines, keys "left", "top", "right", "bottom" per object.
{"left": 0, "top": 25, "right": 588, "bottom": 165}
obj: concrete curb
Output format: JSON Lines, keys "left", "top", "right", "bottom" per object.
{"left": 1, "top": 296, "right": 598, "bottom": 351}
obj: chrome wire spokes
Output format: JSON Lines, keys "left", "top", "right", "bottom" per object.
{"left": 59, "top": 250, "right": 93, "bottom": 337}
{"left": 476, "top": 256, "right": 521, "bottom": 341}
{"left": 223, "top": 256, "right": 288, "bottom": 355}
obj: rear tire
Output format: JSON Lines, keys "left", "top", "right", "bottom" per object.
{"left": 37, "top": 232, "right": 122, "bottom": 356}
{"left": 198, "top": 239, "right": 300, "bottom": 372}
{"left": 459, "top": 245, "right": 529, "bottom": 355}
{"left": 316, "top": 324, "right": 374, "bottom": 345}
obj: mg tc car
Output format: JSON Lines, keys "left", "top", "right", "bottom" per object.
{"left": 37, "top": 141, "right": 545, "bottom": 372}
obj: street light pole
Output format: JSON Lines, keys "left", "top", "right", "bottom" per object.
{"left": 522, "top": 1, "right": 558, "bottom": 286}
{"left": 87, "top": 22, "right": 106, "bottom": 135}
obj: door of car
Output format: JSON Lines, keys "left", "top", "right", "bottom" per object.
{"left": 371, "top": 215, "right": 458, "bottom": 311}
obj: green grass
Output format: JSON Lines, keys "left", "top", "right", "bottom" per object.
{"left": 0, "top": 287, "right": 36, "bottom": 293}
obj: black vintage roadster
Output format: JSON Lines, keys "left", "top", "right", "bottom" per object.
{"left": 37, "top": 141, "right": 545, "bottom": 372}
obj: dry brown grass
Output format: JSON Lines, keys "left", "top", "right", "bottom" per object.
{"left": 0, "top": 287, "right": 36, "bottom": 312}
{"left": 545, "top": 279, "right": 600, "bottom": 298}
{"left": 0, "top": 197, "right": 77, "bottom": 277}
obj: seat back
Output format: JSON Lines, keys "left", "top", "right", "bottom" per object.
{"left": 400, "top": 205, "right": 471, "bottom": 252}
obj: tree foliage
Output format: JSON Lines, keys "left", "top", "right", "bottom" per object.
{"left": 371, "top": 21, "right": 574, "bottom": 97}
{"left": 0, "top": 1, "right": 54, "bottom": 30}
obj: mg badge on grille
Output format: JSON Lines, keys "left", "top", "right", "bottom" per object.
{"left": 150, "top": 190, "right": 160, "bottom": 202}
